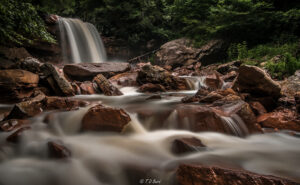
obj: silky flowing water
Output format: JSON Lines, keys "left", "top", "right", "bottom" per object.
{"left": 0, "top": 88, "right": 299, "bottom": 185}
{"left": 58, "top": 18, "right": 107, "bottom": 63}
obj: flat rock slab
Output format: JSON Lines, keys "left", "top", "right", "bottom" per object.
{"left": 63, "top": 62, "right": 131, "bottom": 81}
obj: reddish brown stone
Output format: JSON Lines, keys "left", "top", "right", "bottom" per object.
{"left": 176, "top": 164, "right": 298, "bottom": 185}
{"left": 93, "top": 74, "right": 123, "bottom": 96}
{"left": 172, "top": 137, "right": 206, "bottom": 155}
{"left": 47, "top": 141, "right": 71, "bottom": 159}
{"left": 78, "top": 81, "right": 97, "bottom": 95}
{"left": 249, "top": 101, "right": 267, "bottom": 116}
{"left": 138, "top": 83, "right": 166, "bottom": 93}
{"left": 109, "top": 72, "right": 138, "bottom": 87}
{"left": 81, "top": 104, "right": 131, "bottom": 132}
{"left": 0, "top": 119, "right": 30, "bottom": 132}
{"left": 257, "top": 109, "right": 300, "bottom": 132}
{"left": 63, "top": 62, "right": 131, "bottom": 81}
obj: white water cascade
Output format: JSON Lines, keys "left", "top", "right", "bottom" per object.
{"left": 58, "top": 18, "right": 107, "bottom": 63}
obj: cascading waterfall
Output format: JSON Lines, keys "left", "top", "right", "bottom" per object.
{"left": 58, "top": 18, "right": 107, "bottom": 63}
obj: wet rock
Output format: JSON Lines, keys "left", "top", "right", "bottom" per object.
{"left": 233, "top": 65, "right": 281, "bottom": 99}
{"left": 221, "top": 71, "right": 237, "bottom": 82}
{"left": 47, "top": 141, "right": 71, "bottom": 159}
{"left": 217, "top": 60, "right": 242, "bottom": 74}
{"left": 249, "top": 101, "right": 267, "bottom": 116}
{"left": 0, "top": 119, "right": 30, "bottom": 132}
{"left": 257, "top": 108, "right": 300, "bottom": 132}
{"left": 196, "top": 89, "right": 210, "bottom": 97}
{"left": 137, "top": 64, "right": 190, "bottom": 91}
{"left": 4, "top": 92, "right": 45, "bottom": 120}
{"left": 41, "top": 63, "right": 75, "bottom": 96}
{"left": 0, "top": 69, "right": 39, "bottom": 87}
{"left": 93, "top": 74, "right": 123, "bottom": 96}
{"left": 176, "top": 164, "right": 298, "bottom": 185}
{"left": 6, "top": 126, "right": 31, "bottom": 143}
{"left": 81, "top": 104, "right": 131, "bottom": 132}
{"left": 78, "top": 81, "right": 97, "bottom": 95}
{"left": 43, "top": 96, "right": 89, "bottom": 111}
{"left": 18, "top": 57, "right": 42, "bottom": 73}
{"left": 138, "top": 83, "right": 166, "bottom": 93}
{"left": 172, "top": 137, "right": 206, "bottom": 155}
{"left": 5, "top": 92, "right": 88, "bottom": 120}
{"left": 109, "top": 72, "right": 138, "bottom": 87}
{"left": 181, "top": 96, "right": 201, "bottom": 103}
{"left": 199, "top": 92, "right": 224, "bottom": 103}
{"left": 0, "top": 46, "right": 31, "bottom": 61}
{"left": 146, "top": 95, "right": 162, "bottom": 100}
{"left": 63, "top": 62, "right": 131, "bottom": 81}
{"left": 154, "top": 38, "right": 199, "bottom": 68}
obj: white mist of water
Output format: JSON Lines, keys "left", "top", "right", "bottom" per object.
{"left": 58, "top": 18, "right": 107, "bottom": 63}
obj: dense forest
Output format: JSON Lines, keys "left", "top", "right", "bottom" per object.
{"left": 1, "top": 0, "right": 300, "bottom": 78}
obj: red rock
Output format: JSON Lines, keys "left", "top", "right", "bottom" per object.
{"left": 295, "top": 92, "right": 300, "bottom": 114}
{"left": 217, "top": 60, "right": 241, "bottom": 74}
{"left": 204, "top": 73, "right": 223, "bottom": 90}
{"left": 47, "top": 141, "right": 71, "bottom": 159}
{"left": 233, "top": 65, "right": 281, "bottom": 99}
{"left": 0, "top": 119, "right": 30, "bottom": 132}
{"left": 81, "top": 104, "right": 131, "bottom": 132}
{"left": 138, "top": 83, "right": 166, "bottom": 93}
{"left": 181, "top": 96, "right": 200, "bottom": 103}
{"left": 41, "top": 63, "right": 75, "bottom": 96}
{"left": 249, "top": 101, "right": 267, "bottom": 116}
{"left": 176, "top": 164, "right": 298, "bottom": 185}
{"left": 172, "top": 137, "right": 206, "bottom": 155}
{"left": 63, "top": 62, "right": 131, "bottom": 81}
{"left": 0, "top": 69, "right": 39, "bottom": 87}
{"left": 78, "top": 81, "right": 97, "bottom": 95}
{"left": 221, "top": 71, "right": 237, "bottom": 82}
{"left": 137, "top": 64, "right": 190, "bottom": 91}
{"left": 43, "top": 96, "right": 89, "bottom": 111}
{"left": 6, "top": 126, "right": 31, "bottom": 143}
{"left": 257, "top": 109, "right": 300, "bottom": 132}
{"left": 4, "top": 92, "right": 45, "bottom": 119}
{"left": 109, "top": 72, "right": 138, "bottom": 87}
{"left": 93, "top": 74, "right": 123, "bottom": 96}
{"left": 199, "top": 92, "right": 224, "bottom": 103}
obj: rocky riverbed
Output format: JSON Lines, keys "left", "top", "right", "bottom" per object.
{"left": 0, "top": 39, "right": 300, "bottom": 185}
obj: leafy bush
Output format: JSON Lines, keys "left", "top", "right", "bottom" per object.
{"left": 0, "top": 0, "right": 55, "bottom": 46}
{"left": 265, "top": 53, "right": 300, "bottom": 79}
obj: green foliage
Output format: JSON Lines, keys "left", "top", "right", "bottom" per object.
{"left": 0, "top": 0, "right": 56, "bottom": 46}
{"left": 227, "top": 41, "right": 248, "bottom": 60}
{"left": 265, "top": 53, "right": 300, "bottom": 79}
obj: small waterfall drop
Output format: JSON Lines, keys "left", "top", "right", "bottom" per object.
{"left": 58, "top": 18, "right": 107, "bottom": 63}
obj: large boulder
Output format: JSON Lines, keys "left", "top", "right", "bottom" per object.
{"left": 63, "top": 62, "right": 131, "bottom": 81}
{"left": 176, "top": 164, "right": 298, "bottom": 185}
{"left": 0, "top": 69, "right": 39, "bottom": 87}
{"left": 154, "top": 38, "right": 199, "bottom": 68}
{"left": 41, "top": 63, "right": 75, "bottom": 96}
{"left": 93, "top": 74, "right": 123, "bottom": 96}
{"left": 233, "top": 65, "right": 281, "bottom": 99}
{"left": 81, "top": 104, "right": 131, "bottom": 132}
{"left": 0, "top": 69, "right": 39, "bottom": 102}
{"left": 154, "top": 39, "right": 226, "bottom": 68}
{"left": 137, "top": 64, "right": 190, "bottom": 91}
{"left": 197, "top": 40, "right": 227, "bottom": 66}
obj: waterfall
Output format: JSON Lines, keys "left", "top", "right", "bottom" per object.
{"left": 58, "top": 18, "right": 107, "bottom": 63}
